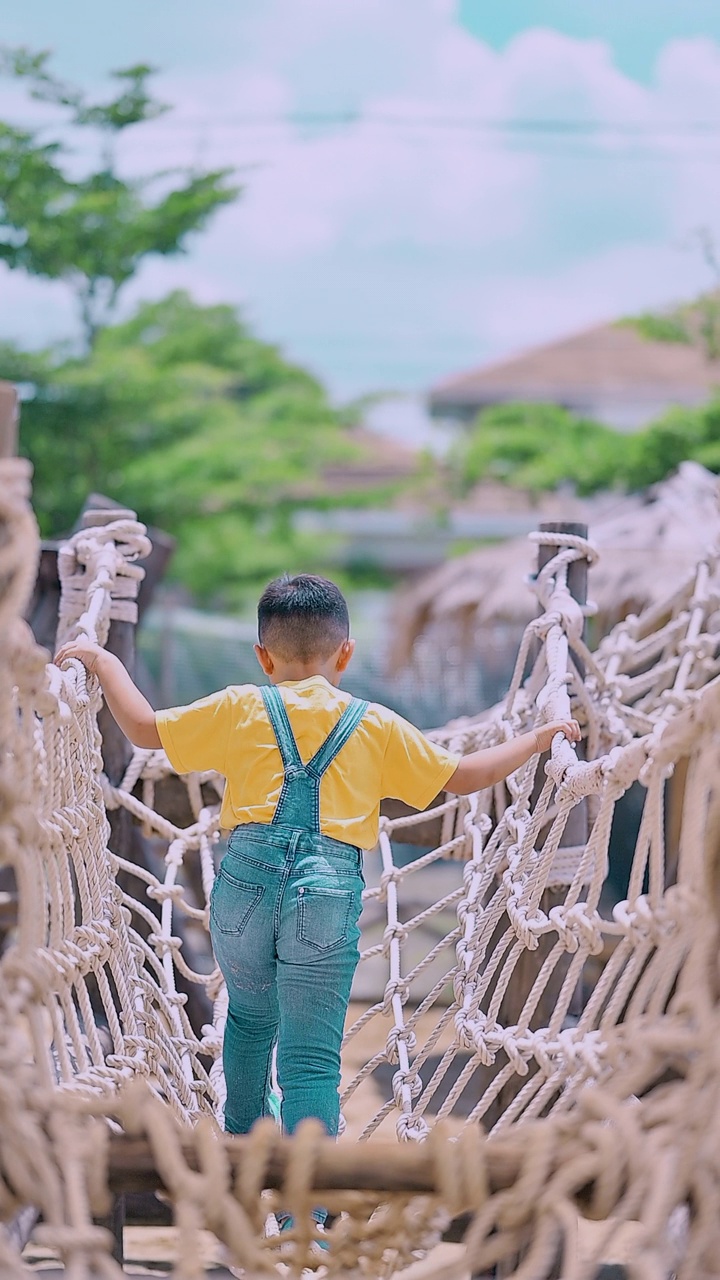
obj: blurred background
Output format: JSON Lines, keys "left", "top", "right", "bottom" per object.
{"left": 4, "top": 0, "right": 720, "bottom": 726}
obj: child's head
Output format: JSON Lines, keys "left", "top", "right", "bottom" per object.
{"left": 255, "top": 574, "right": 353, "bottom": 680}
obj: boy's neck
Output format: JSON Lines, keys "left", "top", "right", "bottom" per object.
{"left": 270, "top": 660, "right": 339, "bottom": 686}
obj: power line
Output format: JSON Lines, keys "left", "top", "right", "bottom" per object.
{"left": 15, "top": 103, "right": 720, "bottom": 138}
{"left": 19, "top": 107, "right": 720, "bottom": 162}
{"left": 151, "top": 111, "right": 720, "bottom": 139}
{"left": 134, "top": 112, "right": 720, "bottom": 161}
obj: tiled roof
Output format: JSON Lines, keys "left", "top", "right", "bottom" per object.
{"left": 429, "top": 323, "right": 720, "bottom": 412}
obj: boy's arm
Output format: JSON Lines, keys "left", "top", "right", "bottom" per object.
{"left": 55, "top": 638, "right": 162, "bottom": 750}
{"left": 445, "top": 718, "right": 581, "bottom": 795}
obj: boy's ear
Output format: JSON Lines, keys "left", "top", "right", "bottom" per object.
{"left": 254, "top": 644, "right": 274, "bottom": 675}
{"left": 336, "top": 639, "right": 355, "bottom": 671}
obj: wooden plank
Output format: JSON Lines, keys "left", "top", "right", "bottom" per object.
{"left": 103, "top": 1127, "right": 606, "bottom": 1223}
{"left": 95, "top": 1195, "right": 125, "bottom": 1266}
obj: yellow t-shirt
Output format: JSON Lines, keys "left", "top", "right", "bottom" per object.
{"left": 156, "top": 676, "right": 460, "bottom": 850}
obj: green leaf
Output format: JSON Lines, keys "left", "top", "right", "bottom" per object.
{"left": 11, "top": 292, "right": 365, "bottom": 601}
{"left": 0, "top": 47, "right": 239, "bottom": 344}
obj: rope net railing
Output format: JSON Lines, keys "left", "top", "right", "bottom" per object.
{"left": 2, "top": 452, "right": 720, "bottom": 1278}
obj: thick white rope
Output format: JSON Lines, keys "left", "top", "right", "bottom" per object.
{"left": 2, "top": 461, "right": 720, "bottom": 1277}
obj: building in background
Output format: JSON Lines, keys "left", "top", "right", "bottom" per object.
{"left": 429, "top": 322, "right": 720, "bottom": 432}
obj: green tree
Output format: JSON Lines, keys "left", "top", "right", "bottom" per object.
{"left": 452, "top": 398, "right": 720, "bottom": 498}
{"left": 625, "top": 401, "right": 720, "bottom": 488}
{"left": 9, "top": 292, "right": 367, "bottom": 605}
{"left": 0, "top": 48, "right": 238, "bottom": 347}
{"left": 451, "top": 403, "right": 633, "bottom": 496}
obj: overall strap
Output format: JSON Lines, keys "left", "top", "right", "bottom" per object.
{"left": 260, "top": 685, "right": 303, "bottom": 772}
{"left": 306, "top": 697, "right": 369, "bottom": 780}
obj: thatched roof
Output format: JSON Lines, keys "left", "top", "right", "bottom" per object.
{"left": 429, "top": 323, "right": 720, "bottom": 420}
{"left": 392, "top": 462, "right": 720, "bottom": 666}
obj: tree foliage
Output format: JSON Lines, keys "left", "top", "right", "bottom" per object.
{"left": 0, "top": 53, "right": 408, "bottom": 606}
{"left": 620, "top": 289, "right": 720, "bottom": 362}
{"left": 619, "top": 312, "right": 691, "bottom": 345}
{"left": 0, "top": 49, "right": 238, "bottom": 346}
{"left": 12, "top": 292, "right": 364, "bottom": 605}
{"left": 452, "top": 399, "right": 720, "bottom": 497}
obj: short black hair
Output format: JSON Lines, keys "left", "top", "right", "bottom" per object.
{"left": 257, "top": 574, "right": 350, "bottom": 662}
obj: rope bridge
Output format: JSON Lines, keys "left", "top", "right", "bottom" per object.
{"left": 2, "top": 452, "right": 720, "bottom": 1278}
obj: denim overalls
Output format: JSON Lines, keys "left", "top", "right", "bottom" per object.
{"left": 210, "top": 683, "right": 368, "bottom": 1139}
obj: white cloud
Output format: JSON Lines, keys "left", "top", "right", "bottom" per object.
{"left": 477, "top": 240, "right": 713, "bottom": 353}
{"left": 231, "top": 0, "right": 459, "bottom": 112}
{"left": 655, "top": 37, "right": 720, "bottom": 120}
{"left": 2, "top": 4, "right": 720, "bottom": 394}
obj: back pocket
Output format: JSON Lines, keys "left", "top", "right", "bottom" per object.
{"left": 211, "top": 867, "right": 265, "bottom": 935}
{"left": 297, "top": 886, "right": 353, "bottom": 951}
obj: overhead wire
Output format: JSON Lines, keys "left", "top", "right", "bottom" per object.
{"left": 151, "top": 111, "right": 720, "bottom": 138}
{"left": 131, "top": 111, "right": 720, "bottom": 163}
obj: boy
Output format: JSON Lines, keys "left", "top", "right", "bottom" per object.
{"left": 56, "top": 573, "right": 580, "bottom": 1150}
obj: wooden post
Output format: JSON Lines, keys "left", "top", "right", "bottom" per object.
{"left": 80, "top": 503, "right": 136, "bottom": 1264}
{"left": 495, "top": 522, "right": 589, "bottom": 1280}
{"left": 494, "top": 520, "right": 590, "bottom": 1059}
{"left": 514, "top": 522, "right": 589, "bottom": 999}
{"left": 537, "top": 521, "right": 588, "bottom": 664}
{"left": 0, "top": 388, "right": 22, "bottom": 945}
{"left": 81, "top": 493, "right": 175, "bottom": 623}
{"left": 78, "top": 503, "right": 211, "bottom": 1040}
{"left": 537, "top": 521, "right": 589, "bottom": 854}
{"left": 96, "top": 1193, "right": 125, "bottom": 1266}
{"left": 25, "top": 543, "right": 64, "bottom": 653}
{"left": 0, "top": 382, "right": 18, "bottom": 458}
{"left": 26, "top": 494, "right": 175, "bottom": 655}
{"left": 80, "top": 504, "right": 138, "bottom": 795}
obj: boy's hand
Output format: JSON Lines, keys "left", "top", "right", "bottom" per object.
{"left": 55, "top": 638, "right": 106, "bottom": 675}
{"left": 534, "top": 719, "right": 581, "bottom": 753}
{"left": 54, "top": 638, "right": 161, "bottom": 748}
{"left": 446, "top": 717, "right": 582, "bottom": 795}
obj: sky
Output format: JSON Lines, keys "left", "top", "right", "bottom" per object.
{"left": 2, "top": 1, "right": 720, "bottom": 399}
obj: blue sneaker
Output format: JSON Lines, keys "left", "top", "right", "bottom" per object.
{"left": 276, "top": 1212, "right": 329, "bottom": 1252}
